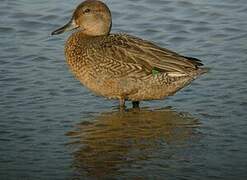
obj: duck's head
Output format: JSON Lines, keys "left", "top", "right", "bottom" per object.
{"left": 51, "top": 0, "right": 112, "bottom": 36}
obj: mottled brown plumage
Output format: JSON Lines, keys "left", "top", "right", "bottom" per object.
{"left": 52, "top": 0, "right": 207, "bottom": 108}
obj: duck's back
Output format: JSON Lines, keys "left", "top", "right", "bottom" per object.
{"left": 64, "top": 32, "right": 206, "bottom": 101}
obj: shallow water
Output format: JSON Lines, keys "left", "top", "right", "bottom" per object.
{"left": 0, "top": 0, "right": 247, "bottom": 179}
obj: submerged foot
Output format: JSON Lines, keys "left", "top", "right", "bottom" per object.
{"left": 119, "top": 98, "right": 126, "bottom": 111}
{"left": 132, "top": 101, "right": 140, "bottom": 109}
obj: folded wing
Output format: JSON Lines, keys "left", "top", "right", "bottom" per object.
{"left": 98, "top": 34, "right": 204, "bottom": 76}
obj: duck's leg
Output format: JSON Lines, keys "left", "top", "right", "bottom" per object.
{"left": 119, "top": 98, "right": 126, "bottom": 110}
{"left": 132, "top": 101, "right": 140, "bottom": 108}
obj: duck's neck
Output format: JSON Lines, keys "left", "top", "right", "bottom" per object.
{"left": 65, "top": 31, "right": 107, "bottom": 71}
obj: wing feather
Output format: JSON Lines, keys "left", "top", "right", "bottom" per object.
{"left": 95, "top": 34, "right": 203, "bottom": 75}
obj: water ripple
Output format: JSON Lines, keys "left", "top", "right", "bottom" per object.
{"left": 0, "top": 0, "right": 247, "bottom": 179}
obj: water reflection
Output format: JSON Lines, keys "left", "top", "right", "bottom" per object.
{"left": 66, "top": 107, "right": 200, "bottom": 178}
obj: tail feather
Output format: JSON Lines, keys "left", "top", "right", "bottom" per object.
{"left": 183, "top": 56, "right": 204, "bottom": 67}
{"left": 198, "top": 67, "right": 209, "bottom": 74}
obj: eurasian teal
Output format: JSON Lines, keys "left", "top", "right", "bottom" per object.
{"left": 52, "top": 0, "right": 207, "bottom": 108}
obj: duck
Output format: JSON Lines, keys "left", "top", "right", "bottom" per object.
{"left": 51, "top": 0, "right": 207, "bottom": 108}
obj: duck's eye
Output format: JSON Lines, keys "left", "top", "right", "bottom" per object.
{"left": 84, "top": 9, "right": 91, "bottom": 13}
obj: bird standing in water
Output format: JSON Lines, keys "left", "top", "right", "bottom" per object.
{"left": 52, "top": 0, "right": 207, "bottom": 108}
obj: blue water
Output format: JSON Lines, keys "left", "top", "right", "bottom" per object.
{"left": 0, "top": 0, "right": 247, "bottom": 179}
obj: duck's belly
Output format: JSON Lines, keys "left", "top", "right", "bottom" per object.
{"left": 69, "top": 65, "right": 193, "bottom": 101}
{"left": 70, "top": 67, "right": 138, "bottom": 99}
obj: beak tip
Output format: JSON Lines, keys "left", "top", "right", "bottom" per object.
{"left": 51, "top": 29, "right": 61, "bottom": 36}
{"left": 51, "top": 20, "right": 76, "bottom": 36}
{"left": 51, "top": 27, "right": 64, "bottom": 36}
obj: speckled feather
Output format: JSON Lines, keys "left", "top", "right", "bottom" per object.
{"left": 65, "top": 32, "right": 205, "bottom": 101}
